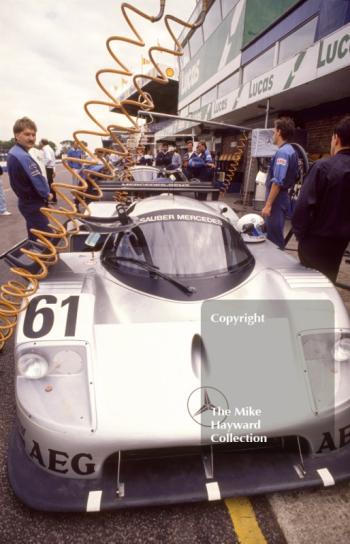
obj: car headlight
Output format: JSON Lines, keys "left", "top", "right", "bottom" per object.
{"left": 17, "top": 352, "right": 49, "bottom": 380}
{"left": 334, "top": 335, "right": 350, "bottom": 362}
{"left": 301, "top": 331, "right": 350, "bottom": 412}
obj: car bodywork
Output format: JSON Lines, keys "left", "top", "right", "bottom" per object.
{"left": 6, "top": 195, "right": 350, "bottom": 511}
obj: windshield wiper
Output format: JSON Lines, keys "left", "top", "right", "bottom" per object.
{"left": 227, "top": 258, "right": 253, "bottom": 273}
{"left": 105, "top": 256, "right": 197, "bottom": 295}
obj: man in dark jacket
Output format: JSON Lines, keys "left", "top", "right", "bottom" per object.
{"left": 155, "top": 143, "right": 172, "bottom": 169}
{"left": 292, "top": 116, "right": 350, "bottom": 282}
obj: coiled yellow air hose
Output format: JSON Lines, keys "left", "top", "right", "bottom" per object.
{"left": 221, "top": 132, "right": 249, "bottom": 194}
{"left": 0, "top": 0, "right": 208, "bottom": 350}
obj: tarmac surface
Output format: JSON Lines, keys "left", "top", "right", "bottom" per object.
{"left": 1, "top": 164, "right": 350, "bottom": 543}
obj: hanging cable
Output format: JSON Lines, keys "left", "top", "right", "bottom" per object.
{"left": 0, "top": 1, "right": 209, "bottom": 350}
{"left": 221, "top": 132, "right": 248, "bottom": 194}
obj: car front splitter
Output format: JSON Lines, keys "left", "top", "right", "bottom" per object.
{"left": 8, "top": 427, "right": 350, "bottom": 512}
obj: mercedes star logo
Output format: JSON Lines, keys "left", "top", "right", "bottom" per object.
{"left": 187, "top": 386, "right": 229, "bottom": 427}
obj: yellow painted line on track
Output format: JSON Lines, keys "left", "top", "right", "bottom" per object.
{"left": 225, "top": 497, "right": 267, "bottom": 544}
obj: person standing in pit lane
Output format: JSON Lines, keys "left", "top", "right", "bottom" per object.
{"left": 155, "top": 142, "right": 173, "bottom": 169}
{"left": 182, "top": 139, "right": 195, "bottom": 178}
{"left": 169, "top": 146, "right": 182, "bottom": 170}
{"left": 0, "top": 165, "right": 11, "bottom": 216}
{"left": 188, "top": 141, "right": 215, "bottom": 200}
{"left": 40, "top": 138, "right": 57, "bottom": 202}
{"left": 261, "top": 117, "right": 299, "bottom": 249}
{"left": 188, "top": 141, "right": 215, "bottom": 179}
{"left": 7, "top": 117, "right": 52, "bottom": 240}
{"left": 67, "top": 140, "right": 84, "bottom": 183}
{"left": 292, "top": 116, "right": 350, "bottom": 282}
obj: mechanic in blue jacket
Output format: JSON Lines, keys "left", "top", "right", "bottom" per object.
{"left": 262, "top": 117, "right": 299, "bottom": 249}
{"left": 67, "top": 141, "right": 84, "bottom": 182}
{"left": 7, "top": 117, "right": 52, "bottom": 240}
{"left": 188, "top": 141, "right": 215, "bottom": 179}
{"left": 188, "top": 141, "right": 215, "bottom": 200}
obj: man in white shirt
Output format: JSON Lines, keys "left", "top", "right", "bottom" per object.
{"left": 29, "top": 146, "right": 47, "bottom": 178}
{"left": 183, "top": 139, "right": 195, "bottom": 178}
{"left": 169, "top": 146, "right": 182, "bottom": 169}
{"left": 40, "top": 138, "right": 57, "bottom": 202}
{"left": 0, "top": 165, "right": 11, "bottom": 215}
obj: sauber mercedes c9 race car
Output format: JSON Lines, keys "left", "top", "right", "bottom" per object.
{"left": 5, "top": 195, "right": 350, "bottom": 512}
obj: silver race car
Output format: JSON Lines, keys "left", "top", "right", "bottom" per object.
{"left": 5, "top": 195, "right": 350, "bottom": 511}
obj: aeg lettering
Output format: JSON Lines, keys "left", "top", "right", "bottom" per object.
{"left": 317, "top": 424, "right": 350, "bottom": 453}
{"left": 30, "top": 440, "right": 96, "bottom": 475}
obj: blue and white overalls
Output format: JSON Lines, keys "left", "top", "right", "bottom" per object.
{"left": 7, "top": 144, "right": 50, "bottom": 240}
{"left": 265, "top": 143, "right": 299, "bottom": 249}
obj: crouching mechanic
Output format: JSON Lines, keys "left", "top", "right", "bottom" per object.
{"left": 262, "top": 117, "right": 299, "bottom": 249}
{"left": 7, "top": 117, "right": 52, "bottom": 240}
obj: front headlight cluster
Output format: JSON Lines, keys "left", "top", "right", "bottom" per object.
{"left": 301, "top": 331, "right": 350, "bottom": 413}
{"left": 15, "top": 343, "right": 92, "bottom": 431}
{"left": 17, "top": 348, "right": 84, "bottom": 380}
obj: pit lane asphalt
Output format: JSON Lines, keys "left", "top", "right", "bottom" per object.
{"left": 1, "top": 165, "right": 350, "bottom": 544}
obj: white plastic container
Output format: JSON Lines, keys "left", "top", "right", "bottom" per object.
{"left": 130, "top": 166, "right": 159, "bottom": 182}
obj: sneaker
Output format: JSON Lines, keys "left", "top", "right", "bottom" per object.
{"left": 0, "top": 211, "right": 11, "bottom": 215}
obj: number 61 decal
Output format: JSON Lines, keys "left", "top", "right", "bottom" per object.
{"left": 23, "top": 295, "right": 79, "bottom": 339}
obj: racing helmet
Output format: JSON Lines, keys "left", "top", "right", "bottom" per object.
{"left": 236, "top": 213, "right": 266, "bottom": 243}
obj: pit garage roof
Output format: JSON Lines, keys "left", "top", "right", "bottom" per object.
{"left": 112, "top": 79, "right": 178, "bottom": 117}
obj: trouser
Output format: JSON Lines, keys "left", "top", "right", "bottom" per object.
{"left": 265, "top": 191, "right": 291, "bottom": 249}
{"left": 18, "top": 200, "right": 49, "bottom": 241}
{"left": 72, "top": 171, "right": 80, "bottom": 185}
{"left": 45, "top": 167, "right": 56, "bottom": 201}
{"left": 183, "top": 167, "right": 190, "bottom": 180}
{"left": 192, "top": 167, "right": 211, "bottom": 201}
{"left": 71, "top": 170, "right": 81, "bottom": 206}
{"left": 298, "top": 236, "right": 348, "bottom": 283}
{"left": 0, "top": 177, "right": 8, "bottom": 213}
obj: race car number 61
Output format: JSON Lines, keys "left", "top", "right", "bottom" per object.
{"left": 23, "top": 295, "right": 79, "bottom": 339}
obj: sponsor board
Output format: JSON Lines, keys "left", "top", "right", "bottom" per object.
{"left": 156, "top": 23, "right": 350, "bottom": 140}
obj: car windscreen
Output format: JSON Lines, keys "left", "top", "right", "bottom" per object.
{"left": 102, "top": 210, "right": 253, "bottom": 278}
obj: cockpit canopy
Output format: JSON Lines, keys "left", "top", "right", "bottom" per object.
{"left": 102, "top": 209, "right": 254, "bottom": 300}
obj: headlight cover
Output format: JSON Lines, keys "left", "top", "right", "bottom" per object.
{"left": 301, "top": 331, "right": 350, "bottom": 413}
{"left": 334, "top": 335, "right": 350, "bottom": 362}
{"left": 15, "top": 342, "right": 94, "bottom": 431}
{"left": 17, "top": 353, "right": 49, "bottom": 380}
